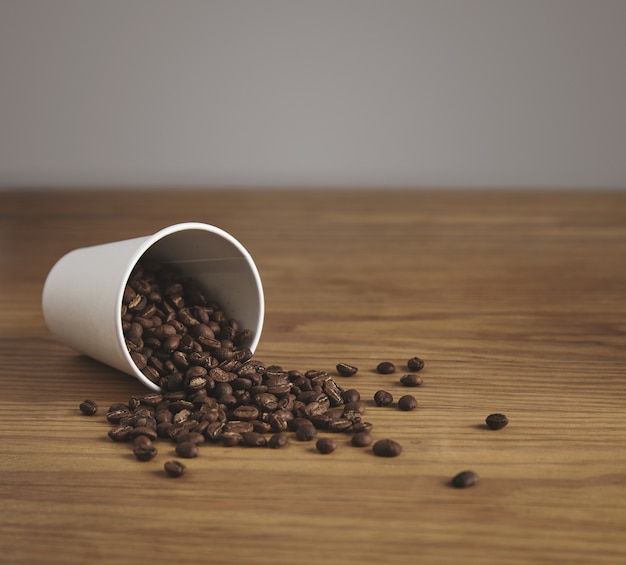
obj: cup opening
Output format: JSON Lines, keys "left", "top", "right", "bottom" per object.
{"left": 116, "top": 223, "right": 265, "bottom": 391}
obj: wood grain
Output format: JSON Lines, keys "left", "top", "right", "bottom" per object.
{"left": 1, "top": 188, "right": 625, "bottom": 565}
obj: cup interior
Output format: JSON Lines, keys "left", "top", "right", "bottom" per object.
{"left": 118, "top": 223, "right": 265, "bottom": 390}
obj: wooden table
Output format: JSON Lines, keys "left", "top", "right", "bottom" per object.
{"left": 1, "top": 188, "right": 625, "bottom": 564}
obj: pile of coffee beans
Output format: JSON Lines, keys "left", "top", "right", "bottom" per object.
{"left": 121, "top": 260, "right": 254, "bottom": 391}
{"left": 78, "top": 260, "right": 507, "bottom": 485}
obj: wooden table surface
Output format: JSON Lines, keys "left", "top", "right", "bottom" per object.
{"left": 1, "top": 188, "right": 625, "bottom": 565}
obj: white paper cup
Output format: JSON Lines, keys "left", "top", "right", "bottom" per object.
{"left": 42, "top": 222, "right": 264, "bottom": 391}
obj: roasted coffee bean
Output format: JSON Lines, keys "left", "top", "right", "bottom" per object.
{"left": 164, "top": 460, "right": 186, "bottom": 478}
{"left": 157, "top": 422, "right": 175, "bottom": 438}
{"left": 172, "top": 408, "right": 194, "bottom": 425}
{"left": 221, "top": 431, "right": 243, "bottom": 446}
{"left": 372, "top": 438, "right": 402, "bottom": 457}
{"left": 107, "top": 403, "right": 132, "bottom": 423}
{"left": 108, "top": 425, "right": 134, "bottom": 442}
{"left": 398, "top": 395, "right": 418, "bottom": 411}
{"left": 322, "top": 378, "right": 344, "bottom": 407}
{"left": 169, "top": 421, "right": 198, "bottom": 442}
{"left": 251, "top": 420, "right": 272, "bottom": 434}
{"left": 400, "top": 374, "right": 423, "bottom": 387}
{"left": 255, "top": 393, "right": 279, "bottom": 412}
{"left": 223, "top": 421, "right": 254, "bottom": 434}
{"left": 130, "top": 426, "right": 158, "bottom": 441}
{"left": 451, "top": 470, "right": 479, "bottom": 488}
{"left": 133, "top": 436, "right": 157, "bottom": 461}
{"left": 79, "top": 399, "right": 98, "bottom": 416}
{"left": 268, "top": 432, "right": 289, "bottom": 449}
{"left": 130, "top": 351, "right": 148, "bottom": 370}
{"left": 176, "top": 431, "right": 205, "bottom": 445}
{"left": 175, "top": 441, "right": 199, "bottom": 458}
{"left": 342, "top": 389, "right": 360, "bottom": 403}
{"left": 316, "top": 437, "right": 336, "bottom": 454}
{"left": 374, "top": 390, "right": 393, "bottom": 407}
{"left": 336, "top": 363, "right": 358, "bottom": 377}
{"left": 295, "top": 423, "right": 317, "bottom": 442}
{"left": 140, "top": 392, "right": 163, "bottom": 407}
{"left": 485, "top": 413, "right": 509, "bottom": 430}
{"left": 327, "top": 418, "right": 354, "bottom": 433}
{"left": 376, "top": 361, "right": 396, "bottom": 374}
{"left": 351, "top": 431, "right": 373, "bottom": 447}
{"left": 304, "top": 399, "right": 330, "bottom": 418}
{"left": 204, "top": 421, "right": 225, "bottom": 441}
{"left": 232, "top": 405, "right": 260, "bottom": 421}
{"left": 241, "top": 431, "right": 267, "bottom": 447}
{"left": 351, "top": 421, "right": 374, "bottom": 434}
{"left": 155, "top": 409, "right": 174, "bottom": 424}
{"left": 407, "top": 356, "right": 425, "bottom": 372}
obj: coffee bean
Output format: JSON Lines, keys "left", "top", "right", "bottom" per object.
{"left": 351, "top": 421, "right": 374, "bottom": 434}
{"left": 372, "top": 438, "right": 402, "bottom": 457}
{"left": 342, "top": 389, "right": 361, "bottom": 403}
{"left": 374, "top": 390, "right": 393, "bottom": 407}
{"left": 407, "top": 357, "right": 425, "bottom": 372}
{"left": 107, "top": 403, "right": 131, "bottom": 423}
{"left": 376, "top": 361, "right": 396, "bottom": 374}
{"left": 130, "top": 426, "right": 158, "bottom": 441}
{"left": 164, "top": 460, "right": 186, "bottom": 478}
{"left": 398, "top": 395, "right": 418, "bottom": 411}
{"left": 400, "top": 374, "right": 423, "bottom": 387}
{"left": 485, "top": 413, "right": 509, "bottom": 430}
{"left": 232, "top": 405, "right": 260, "bottom": 421}
{"left": 108, "top": 425, "right": 134, "bottom": 442}
{"left": 327, "top": 418, "right": 353, "bottom": 432}
{"left": 133, "top": 436, "right": 157, "bottom": 461}
{"left": 451, "top": 470, "right": 479, "bottom": 488}
{"left": 79, "top": 399, "right": 98, "bottom": 416}
{"left": 221, "top": 431, "right": 243, "bottom": 446}
{"left": 336, "top": 363, "right": 358, "bottom": 377}
{"left": 175, "top": 441, "right": 199, "bottom": 458}
{"left": 268, "top": 432, "right": 289, "bottom": 449}
{"left": 295, "top": 423, "right": 317, "bottom": 442}
{"left": 316, "top": 437, "right": 336, "bottom": 454}
{"left": 241, "top": 431, "right": 267, "bottom": 447}
{"left": 175, "top": 431, "right": 205, "bottom": 445}
{"left": 351, "top": 431, "right": 373, "bottom": 447}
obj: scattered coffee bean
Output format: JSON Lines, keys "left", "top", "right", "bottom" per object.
{"left": 336, "top": 363, "right": 358, "bottom": 377}
{"left": 400, "top": 374, "right": 423, "bottom": 387}
{"left": 398, "top": 395, "right": 418, "bottom": 411}
{"left": 451, "top": 470, "right": 479, "bottom": 488}
{"left": 407, "top": 357, "right": 425, "bottom": 372}
{"left": 221, "top": 431, "right": 243, "bottom": 447}
{"left": 133, "top": 436, "right": 157, "bottom": 461}
{"left": 79, "top": 399, "right": 98, "bottom": 416}
{"left": 485, "top": 413, "right": 509, "bottom": 430}
{"left": 372, "top": 438, "right": 402, "bottom": 457}
{"left": 295, "top": 423, "right": 317, "bottom": 442}
{"left": 342, "top": 389, "right": 361, "bottom": 403}
{"left": 175, "top": 441, "right": 199, "bottom": 459}
{"left": 268, "top": 432, "right": 289, "bottom": 449}
{"left": 374, "top": 390, "right": 393, "bottom": 407}
{"left": 164, "top": 460, "right": 186, "bottom": 478}
{"left": 108, "top": 425, "right": 133, "bottom": 442}
{"left": 130, "top": 426, "right": 158, "bottom": 441}
{"left": 241, "top": 431, "right": 267, "bottom": 447}
{"left": 351, "top": 431, "right": 373, "bottom": 447}
{"left": 376, "top": 361, "right": 396, "bottom": 374}
{"left": 316, "top": 437, "right": 337, "bottom": 454}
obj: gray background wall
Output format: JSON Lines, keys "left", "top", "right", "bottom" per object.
{"left": 1, "top": 0, "right": 625, "bottom": 188}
